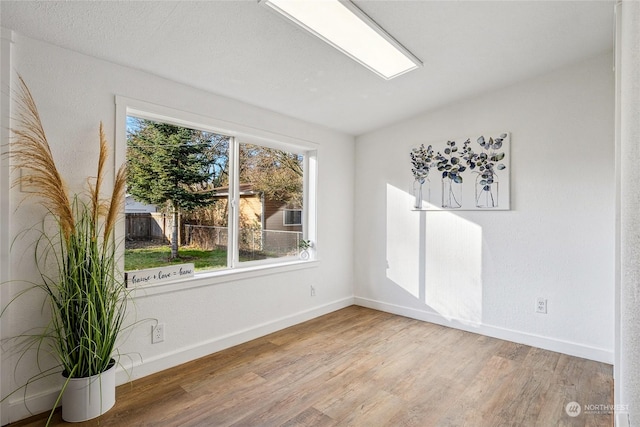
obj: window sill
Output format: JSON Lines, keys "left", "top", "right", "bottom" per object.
{"left": 128, "top": 259, "right": 320, "bottom": 298}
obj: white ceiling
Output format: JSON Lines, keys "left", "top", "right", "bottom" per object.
{"left": 1, "top": 0, "right": 614, "bottom": 136}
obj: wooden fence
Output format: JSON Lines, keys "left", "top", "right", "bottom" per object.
{"left": 125, "top": 213, "right": 175, "bottom": 243}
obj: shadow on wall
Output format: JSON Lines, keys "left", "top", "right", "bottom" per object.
{"left": 386, "top": 183, "right": 483, "bottom": 325}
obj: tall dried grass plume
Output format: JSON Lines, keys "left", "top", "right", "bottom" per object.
{"left": 10, "top": 75, "right": 126, "bottom": 241}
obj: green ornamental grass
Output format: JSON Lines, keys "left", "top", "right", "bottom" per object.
{"left": 3, "top": 75, "right": 128, "bottom": 425}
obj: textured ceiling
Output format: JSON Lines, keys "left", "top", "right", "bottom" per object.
{"left": 1, "top": 0, "right": 614, "bottom": 136}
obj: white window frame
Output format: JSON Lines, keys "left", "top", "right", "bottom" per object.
{"left": 115, "top": 96, "right": 318, "bottom": 291}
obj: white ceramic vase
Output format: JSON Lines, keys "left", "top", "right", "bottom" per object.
{"left": 61, "top": 360, "right": 116, "bottom": 422}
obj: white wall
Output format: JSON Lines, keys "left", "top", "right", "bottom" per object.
{"left": 354, "top": 53, "right": 615, "bottom": 364}
{"left": 617, "top": 1, "right": 640, "bottom": 425}
{"left": 0, "top": 32, "right": 355, "bottom": 424}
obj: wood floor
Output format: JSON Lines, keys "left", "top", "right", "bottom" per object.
{"left": 9, "top": 306, "right": 613, "bottom": 427}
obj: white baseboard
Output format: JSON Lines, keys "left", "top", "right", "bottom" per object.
{"left": 354, "top": 297, "right": 613, "bottom": 364}
{"left": 3, "top": 386, "right": 61, "bottom": 425}
{"left": 5, "top": 296, "right": 354, "bottom": 424}
{"left": 616, "top": 412, "right": 630, "bottom": 427}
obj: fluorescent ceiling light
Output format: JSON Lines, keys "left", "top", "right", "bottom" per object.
{"left": 260, "top": 0, "right": 422, "bottom": 80}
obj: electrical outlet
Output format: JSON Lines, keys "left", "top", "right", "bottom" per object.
{"left": 536, "top": 297, "right": 547, "bottom": 314}
{"left": 152, "top": 323, "right": 165, "bottom": 344}
{"left": 310, "top": 285, "right": 316, "bottom": 297}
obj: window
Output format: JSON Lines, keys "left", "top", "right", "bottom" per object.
{"left": 283, "top": 210, "right": 303, "bottom": 226}
{"left": 118, "top": 98, "right": 316, "bottom": 286}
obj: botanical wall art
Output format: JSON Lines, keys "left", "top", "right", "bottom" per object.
{"left": 410, "top": 133, "right": 510, "bottom": 210}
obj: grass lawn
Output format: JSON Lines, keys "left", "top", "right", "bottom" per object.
{"left": 125, "top": 245, "right": 228, "bottom": 271}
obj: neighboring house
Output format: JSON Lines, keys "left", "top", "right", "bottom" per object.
{"left": 125, "top": 194, "right": 157, "bottom": 213}
{"left": 185, "top": 183, "right": 303, "bottom": 255}
{"left": 264, "top": 199, "right": 302, "bottom": 233}
{"left": 195, "top": 183, "right": 302, "bottom": 233}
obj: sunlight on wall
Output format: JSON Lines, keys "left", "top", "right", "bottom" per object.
{"left": 386, "top": 183, "right": 483, "bottom": 325}
{"left": 424, "top": 208, "right": 483, "bottom": 324}
{"left": 386, "top": 184, "right": 422, "bottom": 298}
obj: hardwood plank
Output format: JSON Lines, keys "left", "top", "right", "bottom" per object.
{"left": 495, "top": 340, "right": 531, "bottom": 363}
{"left": 333, "top": 389, "right": 405, "bottom": 426}
{"left": 6, "top": 306, "right": 613, "bottom": 427}
{"left": 280, "top": 408, "right": 335, "bottom": 427}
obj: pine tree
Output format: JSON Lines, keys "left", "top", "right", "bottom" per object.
{"left": 127, "top": 119, "right": 223, "bottom": 259}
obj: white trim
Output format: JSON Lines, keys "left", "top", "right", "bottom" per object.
{"left": 354, "top": 297, "right": 614, "bottom": 364}
{"left": 613, "top": 0, "right": 623, "bottom": 411}
{"left": 229, "top": 136, "right": 240, "bottom": 268}
{"left": 115, "top": 95, "right": 319, "bottom": 152}
{"left": 4, "top": 385, "right": 61, "bottom": 425}
{"left": 114, "top": 95, "right": 127, "bottom": 276}
{"left": 305, "top": 150, "right": 318, "bottom": 257}
{"left": 0, "top": 28, "right": 13, "bottom": 427}
{"left": 617, "top": 412, "right": 630, "bottom": 427}
{"left": 129, "top": 259, "right": 320, "bottom": 299}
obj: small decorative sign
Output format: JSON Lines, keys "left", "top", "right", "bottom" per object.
{"left": 125, "top": 263, "right": 195, "bottom": 287}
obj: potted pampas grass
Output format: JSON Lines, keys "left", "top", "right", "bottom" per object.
{"left": 3, "top": 76, "right": 128, "bottom": 424}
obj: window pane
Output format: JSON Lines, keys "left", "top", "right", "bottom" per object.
{"left": 239, "top": 143, "right": 304, "bottom": 261}
{"left": 283, "top": 210, "right": 302, "bottom": 225}
{"left": 125, "top": 116, "right": 230, "bottom": 274}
